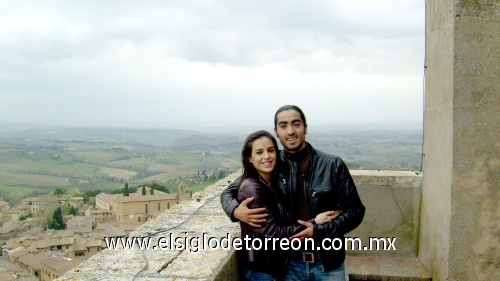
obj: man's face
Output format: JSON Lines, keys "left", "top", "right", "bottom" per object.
{"left": 274, "top": 109, "right": 307, "bottom": 153}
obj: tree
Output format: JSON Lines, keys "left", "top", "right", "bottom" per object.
{"left": 53, "top": 188, "right": 67, "bottom": 197}
{"left": 49, "top": 207, "right": 65, "bottom": 230}
{"left": 150, "top": 187, "right": 154, "bottom": 195}
{"left": 83, "top": 189, "right": 101, "bottom": 204}
{"left": 142, "top": 185, "right": 146, "bottom": 195}
{"left": 124, "top": 183, "right": 129, "bottom": 196}
{"left": 64, "top": 204, "right": 77, "bottom": 215}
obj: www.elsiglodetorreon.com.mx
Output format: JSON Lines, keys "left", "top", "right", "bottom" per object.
{"left": 105, "top": 233, "right": 396, "bottom": 253}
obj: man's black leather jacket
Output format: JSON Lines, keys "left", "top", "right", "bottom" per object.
{"left": 221, "top": 143, "right": 365, "bottom": 271}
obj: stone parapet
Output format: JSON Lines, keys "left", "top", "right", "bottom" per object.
{"left": 57, "top": 170, "right": 423, "bottom": 280}
{"left": 57, "top": 173, "right": 241, "bottom": 281}
{"left": 349, "top": 170, "right": 422, "bottom": 257}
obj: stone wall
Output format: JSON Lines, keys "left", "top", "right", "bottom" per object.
{"left": 57, "top": 170, "right": 422, "bottom": 281}
{"left": 349, "top": 170, "right": 422, "bottom": 257}
{"left": 420, "top": 1, "right": 499, "bottom": 280}
{"left": 57, "top": 173, "right": 241, "bottom": 281}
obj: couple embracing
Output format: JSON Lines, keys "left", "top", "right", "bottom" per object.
{"left": 221, "top": 105, "right": 365, "bottom": 281}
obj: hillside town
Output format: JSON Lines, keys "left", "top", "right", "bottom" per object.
{"left": 0, "top": 186, "right": 190, "bottom": 281}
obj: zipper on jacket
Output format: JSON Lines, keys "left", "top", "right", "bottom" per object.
{"left": 303, "top": 177, "right": 310, "bottom": 218}
{"left": 303, "top": 147, "right": 324, "bottom": 271}
{"left": 288, "top": 159, "right": 294, "bottom": 212}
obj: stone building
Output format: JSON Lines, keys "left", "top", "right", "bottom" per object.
{"left": 0, "top": 200, "right": 10, "bottom": 212}
{"left": 0, "top": 224, "right": 21, "bottom": 240}
{"left": 39, "top": 253, "right": 84, "bottom": 281}
{"left": 66, "top": 216, "right": 96, "bottom": 234}
{"left": 0, "top": 259, "right": 37, "bottom": 281}
{"left": 95, "top": 185, "right": 190, "bottom": 224}
{"left": 94, "top": 193, "right": 120, "bottom": 211}
{"left": 14, "top": 251, "right": 45, "bottom": 279}
{"left": 21, "top": 197, "right": 68, "bottom": 215}
{"left": 2, "top": 206, "right": 29, "bottom": 221}
{"left": 13, "top": 250, "right": 84, "bottom": 281}
{"left": 69, "top": 197, "right": 84, "bottom": 209}
{"left": 85, "top": 209, "right": 114, "bottom": 222}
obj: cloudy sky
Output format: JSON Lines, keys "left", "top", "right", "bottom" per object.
{"left": 0, "top": 0, "right": 425, "bottom": 129}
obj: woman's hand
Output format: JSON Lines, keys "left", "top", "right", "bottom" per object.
{"left": 290, "top": 211, "right": 341, "bottom": 240}
{"left": 314, "top": 210, "right": 341, "bottom": 225}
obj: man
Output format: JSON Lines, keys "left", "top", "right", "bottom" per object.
{"left": 221, "top": 105, "right": 365, "bottom": 281}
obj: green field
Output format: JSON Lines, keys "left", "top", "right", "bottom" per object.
{"left": 0, "top": 128, "right": 241, "bottom": 206}
{"left": 0, "top": 126, "right": 422, "bottom": 206}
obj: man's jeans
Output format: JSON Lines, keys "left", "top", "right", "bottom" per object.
{"left": 242, "top": 269, "right": 277, "bottom": 281}
{"left": 284, "top": 259, "right": 346, "bottom": 281}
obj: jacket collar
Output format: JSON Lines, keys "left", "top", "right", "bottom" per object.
{"left": 282, "top": 142, "right": 314, "bottom": 161}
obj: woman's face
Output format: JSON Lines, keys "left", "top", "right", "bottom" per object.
{"left": 249, "top": 136, "right": 277, "bottom": 177}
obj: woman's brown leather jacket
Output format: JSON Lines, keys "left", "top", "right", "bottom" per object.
{"left": 237, "top": 176, "right": 305, "bottom": 275}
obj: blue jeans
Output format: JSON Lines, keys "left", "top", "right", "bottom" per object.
{"left": 283, "top": 259, "right": 345, "bottom": 281}
{"left": 242, "top": 269, "right": 277, "bottom": 281}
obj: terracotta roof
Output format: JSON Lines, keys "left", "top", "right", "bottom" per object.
{"left": 0, "top": 260, "right": 37, "bottom": 281}
{"left": 33, "top": 240, "right": 51, "bottom": 250}
{"left": 67, "top": 217, "right": 94, "bottom": 229}
{"left": 94, "top": 227, "right": 127, "bottom": 238}
{"left": 2, "top": 208, "right": 21, "bottom": 214}
{"left": 17, "top": 252, "right": 43, "bottom": 270}
{"left": 96, "top": 193, "right": 121, "bottom": 203}
{"left": 47, "top": 237, "right": 74, "bottom": 247}
{"left": 73, "top": 240, "right": 86, "bottom": 251}
{"left": 85, "top": 238, "right": 103, "bottom": 248}
{"left": 5, "top": 246, "right": 28, "bottom": 259}
{"left": 117, "top": 193, "right": 179, "bottom": 203}
{"left": 39, "top": 254, "right": 84, "bottom": 275}
{"left": 18, "top": 227, "right": 42, "bottom": 237}
{"left": 89, "top": 209, "right": 113, "bottom": 214}
{"left": 58, "top": 230, "right": 76, "bottom": 238}
{"left": 22, "top": 197, "right": 67, "bottom": 203}
{"left": 0, "top": 224, "right": 19, "bottom": 234}
{"left": 120, "top": 224, "right": 141, "bottom": 231}
{"left": 11, "top": 234, "right": 38, "bottom": 244}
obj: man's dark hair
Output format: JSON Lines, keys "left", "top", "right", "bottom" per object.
{"left": 274, "top": 105, "right": 307, "bottom": 128}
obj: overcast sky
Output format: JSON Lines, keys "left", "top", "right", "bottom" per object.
{"left": 0, "top": 0, "right": 425, "bottom": 130}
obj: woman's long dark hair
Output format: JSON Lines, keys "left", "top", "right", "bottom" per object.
{"left": 237, "top": 130, "right": 279, "bottom": 188}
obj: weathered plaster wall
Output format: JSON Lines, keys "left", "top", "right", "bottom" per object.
{"left": 420, "top": 0, "right": 455, "bottom": 279}
{"left": 451, "top": 1, "right": 499, "bottom": 279}
{"left": 421, "top": 1, "right": 499, "bottom": 280}
{"left": 349, "top": 170, "right": 422, "bottom": 257}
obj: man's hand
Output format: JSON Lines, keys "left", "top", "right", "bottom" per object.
{"left": 290, "top": 220, "right": 314, "bottom": 241}
{"left": 233, "top": 197, "right": 268, "bottom": 227}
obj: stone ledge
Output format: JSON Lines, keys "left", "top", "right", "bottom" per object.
{"left": 350, "top": 170, "right": 422, "bottom": 188}
{"left": 57, "top": 173, "right": 242, "bottom": 281}
{"left": 346, "top": 256, "right": 432, "bottom": 281}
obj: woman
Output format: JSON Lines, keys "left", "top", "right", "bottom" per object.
{"left": 237, "top": 130, "right": 337, "bottom": 281}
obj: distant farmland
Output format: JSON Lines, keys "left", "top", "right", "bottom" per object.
{"left": 0, "top": 125, "right": 422, "bottom": 206}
